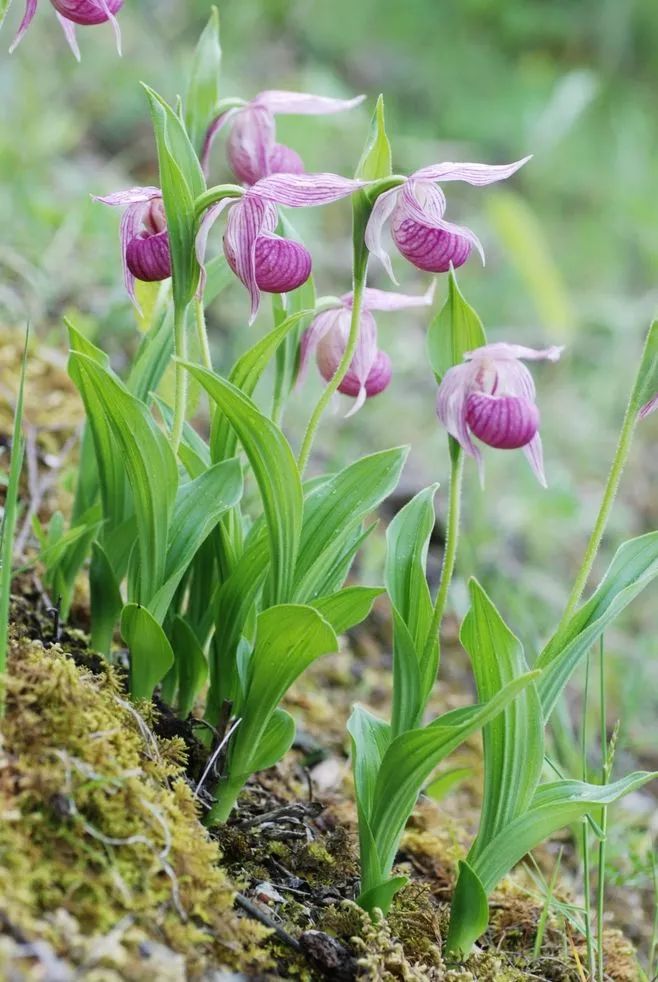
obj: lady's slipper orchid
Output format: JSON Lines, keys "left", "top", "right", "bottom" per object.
{"left": 300, "top": 285, "right": 435, "bottom": 415}
{"left": 94, "top": 187, "right": 171, "bottom": 306}
{"left": 196, "top": 172, "right": 366, "bottom": 322}
{"left": 436, "top": 341, "right": 562, "bottom": 486}
{"left": 201, "top": 90, "right": 365, "bottom": 183}
{"left": 9, "top": 0, "right": 123, "bottom": 59}
{"left": 365, "top": 157, "right": 531, "bottom": 281}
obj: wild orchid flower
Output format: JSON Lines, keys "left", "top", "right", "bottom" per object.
{"left": 9, "top": 0, "right": 123, "bottom": 59}
{"left": 93, "top": 187, "right": 170, "bottom": 306}
{"left": 436, "top": 342, "right": 562, "bottom": 486}
{"left": 196, "top": 172, "right": 366, "bottom": 322}
{"left": 201, "top": 90, "right": 365, "bottom": 184}
{"left": 300, "top": 285, "right": 435, "bottom": 414}
{"left": 365, "top": 157, "right": 531, "bottom": 281}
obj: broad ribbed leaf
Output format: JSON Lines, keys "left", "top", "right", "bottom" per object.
{"left": 293, "top": 447, "right": 408, "bottom": 601}
{"left": 311, "top": 586, "right": 383, "bottom": 635}
{"left": 445, "top": 861, "right": 488, "bottom": 958}
{"left": 353, "top": 95, "right": 392, "bottom": 273}
{"left": 427, "top": 269, "right": 486, "bottom": 382}
{"left": 369, "top": 672, "right": 539, "bottom": 881}
{"left": 228, "top": 605, "right": 337, "bottom": 778}
{"left": 69, "top": 353, "right": 178, "bottom": 604}
{"left": 121, "top": 602, "right": 175, "bottom": 700}
{"left": 127, "top": 308, "right": 174, "bottom": 402}
{"left": 537, "top": 532, "right": 658, "bottom": 717}
{"left": 461, "top": 580, "right": 543, "bottom": 857}
{"left": 385, "top": 484, "right": 438, "bottom": 733}
{"left": 247, "top": 708, "right": 296, "bottom": 774}
{"left": 89, "top": 540, "right": 122, "bottom": 656}
{"left": 148, "top": 458, "right": 243, "bottom": 622}
{"left": 171, "top": 615, "right": 208, "bottom": 717}
{"left": 185, "top": 5, "right": 222, "bottom": 152}
{"left": 183, "top": 365, "right": 303, "bottom": 604}
{"left": 211, "top": 307, "right": 315, "bottom": 462}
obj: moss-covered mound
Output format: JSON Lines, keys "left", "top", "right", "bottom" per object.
{"left": 0, "top": 632, "right": 268, "bottom": 981}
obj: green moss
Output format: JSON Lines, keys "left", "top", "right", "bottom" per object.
{"left": 0, "top": 633, "right": 270, "bottom": 979}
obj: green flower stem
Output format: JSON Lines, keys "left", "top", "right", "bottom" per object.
{"left": 171, "top": 306, "right": 189, "bottom": 454}
{"left": 422, "top": 443, "right": 464, "bottom": 668}
{"left": 596, "top": 637, "right": 609, "bottom": 982}
{"left": 205, "top": 774, "right": 244, "bottom": 826}
{"left": 581, "top": 652, "right": 596, "bottom": 980}
{"left": 297, "top": 266, "right": 368, "bottom": 476}
{"left": 194, "top": 184, "right": 243, "bottom": 220}
{"left": 558, "top": 400, "right": 637, "bottom": 631}
{"left": 194, "top": 296, "right": 213, "bottom": 371}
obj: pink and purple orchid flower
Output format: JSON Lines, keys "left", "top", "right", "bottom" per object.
{"left": 299, "top": 284, "right": 435, "bottom": 414}
{"left": 196, "top": 172, "right": 366, "bottom": 322}
{"left": 8, "top": 0, "right": 123, "bottom": 59}
{"left": 436, "top": 342, "right": 563, "bottom": 486}
{"left": 93, "top": 187, "right": 171, "bottom": 306}
{"left": 201, "top": 90, "right": 365, "bottom": 184}
{"left": 365, "top": 158, "right": 531, "bottom": 280}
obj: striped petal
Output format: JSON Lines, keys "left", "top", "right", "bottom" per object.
{"left": 55, "top": 12, "right": 80, "bottom": 59}
{"left": 354, "top": 280, "right": 436, "bottom": 312}
{"left": 465, "top": 392, "right": 539, "bottom": 449}
{"left": 391, "top": 181, "right": 483, "bottom": 270}
{"left": 298, "top": 308, "right": 343, "bottom": 384}
{"left": 227, "top": 105, "right": 276, "bottom": 186}
{"left": 522, "top": 433, "right": 547, "bottom": 488}
{"left": 249, "top": 172, "right": 366, "bottom": 207}
{"left": 8, "top": 0, "right": 38, "bottom": 54}
{"left": 126, "top": 229, "right": 171, "bottom": 283}
{"left": 223, "top": 195, "right": 278, "bottom": 322}
{"left": 200, "top": 107, "right": 241, "bottom": 177}
{"left": 252, "top": 234, "right": 312, "bottom": 294}
{"left": 413, "top": 156, "right": 532, "bottom": 186}
{"left": 363, "top": 186, "right": 402, "bottom": 283}
{"left": 639, "top": 393, "right": 658, "bottom": 419}
{"left": 435, "top": 360, "right": 482, "bottom": 465}
{"left": 255, "top": 91, "right": 366, "bottom": 115}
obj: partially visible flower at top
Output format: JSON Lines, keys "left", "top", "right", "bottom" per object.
{"left": 365, "top": 157, "right": 531, "bottom": 281}
{"left": 196, "top": 172, "right": 366, "bottom": 322}
{"left": 436, "top": 342, "right": 563, "bottom": 486}
{"left": 201, "top": 90, "right": 365, "bottom": 184}
{"left": 9, "top": 0, "right": 123, "bottom": 60}
{"left": 639, "top": 393, "right": 658, "bottom": 419}
{"left": 299, "top": 284, "right": 435, "bottom": 415}
{"left": 93, "top": 187, "right": 171, "bottom": 307}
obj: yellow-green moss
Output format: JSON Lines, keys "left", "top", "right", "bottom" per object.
{"left": 0, "top": 633, "right": 269, "bottom": 980}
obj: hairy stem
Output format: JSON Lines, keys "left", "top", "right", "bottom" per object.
{"left": 297, "top": 267, "right": 367, "bottom": 475}
{"left": 581, "top": 652, "right": 596, "bottom": 980}
{"left": 194, "top": 296, "right": 213, "bottom": 371}
{"left": 422, "top": 444, "right": 464, "bottom": 671}
{"left": 596, "top": 636, "right": 609, "bottom": 982}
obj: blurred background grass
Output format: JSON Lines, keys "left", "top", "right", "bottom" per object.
{"left": 1, "top": 0, "right": 658, "bottom": 915}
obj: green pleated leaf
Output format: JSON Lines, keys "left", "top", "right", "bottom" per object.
{"left": 182, "top": 365, "right": 303, "bottom": 605}
{"left": 121, "top": 602, "right": 175, "bottom": 701}
{"left": 247, "top": 707, "right": 296, "bottom": 773}
{"left": 357, "top": 877, "right": 409, "bottom": 917}
{"left": 368, "top": 671, "right": 539, "bottom": 883}
{"left": 630, "top": 319, "right": 658, "bottom": 416}
{"left": 228, "top": 605, "right": 338, "bottom": 780}
{"left": 537, "top": 531, "right": 658, "bottom": 718}
{"left": 68, "top": 353, "right": 178, "bottom": 604}
{"left": 171, "top": 615, "right": 208, "bottom": 717}
{"left": 310, "top": 586, "right": 383, "bottom": 635}
{"left": 185, "top": 5, "right": 222, "bottom": 152}
{"left": 148, "top": 458, "right": 243, "bottom": 623}
{"left": 445, "top": 861, "right": 488, "bottom": 958}
{"left": 145, "top": 86, "right": 204, "bottom": 312}
{"left": 425, "top": 766, "right": 473, "bottom": 802}
{"left": 89, "top": 540, "right": 123, "bottom": 656}
{"left": 210, "top": 306, "right": 315, "bottom": 463}
{"left": 385, "top": 484, "right": 438, "bottom": 734}
{"left": 461, "top": 580, "right": 543, "bottom": 856}
{"left": 293, "top": 447, "right": 408, "bottom": 602}
{"left": 127, "top": 307, "right": 174, "bottom": 402}
{"left": 427, "top": 268, "right": 487, "bottom": 382}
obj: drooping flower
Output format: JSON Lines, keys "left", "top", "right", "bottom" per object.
{"left": 201, "top": 90, "right": 365, "bottom": 184}
{"left": 9, "top": 0, "right": 123, "bottom": 60}
{"left": 436, "top": 342, "right": 563, "bottom": 486}
{"left": 365, "top": 158, "right": 531, "bottom": 281}
{"left": 196, "top": 172, "right": 366, "bottom": 322}
{"left": 93, "top": 187, "right": 171, "bottom": 306}
{"left": 299, "top": 284, "right": 435, "bottom": 414}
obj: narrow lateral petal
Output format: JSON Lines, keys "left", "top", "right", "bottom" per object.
{"left": 435, "top": 361, "right": 482, "bottom": 463}
{"left": 119, "top": 201, "right": 149, "bottom": 307}
{"left": 227, "top": 105, "right": 276, "bottom": 186}
{"left": 467, "top": 342, "right": 563, "bottom": 363}
{"left": 56, "top": 13, "right": 80, "bottom": 60}
{"left": 639, "top": 393, "right": 658, "bottom": 419}
{"left": 93, "top": 186, "right": 162, "bottom": 207}
{"left": 256, "top": 90, "right": 366, "bottom": 115}
{"left": 8, "top": 0, "right": 38, "bottom": 53}
{"left": 522, "top": 433, "right": 548, "bottom": 487}
{"left": 200, "top": 108, "right": 241, "bottom": 176}
{"left": 356, "top": 280, "right": 435, "bottom": 312}
{"left": 363, "top": 187, "right": 402, "bottom": 283}
{"left": 413, "top": 156, "right": 532, "bottom": 186}
{"left": 223, "top": 195, "right": 276, "bottom": 322}
{"left": 298, "top": 308, "right": 343, "bottom": 384}
{"left": 249, "top": 172, "right": 366, "bottom": 207}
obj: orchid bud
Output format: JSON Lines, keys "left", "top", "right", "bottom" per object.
{"left": 365, "top": 157, "right": 531, "bottom": 282}
{"left": 10, "top": 0, "right": 123, "bottom": 58}
{"left": 436, "top": 341, "right": 562, "bottom": 485}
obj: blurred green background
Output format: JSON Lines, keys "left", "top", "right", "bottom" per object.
{"left": 1, "top": 0, "right": 657, "bottom": 895}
